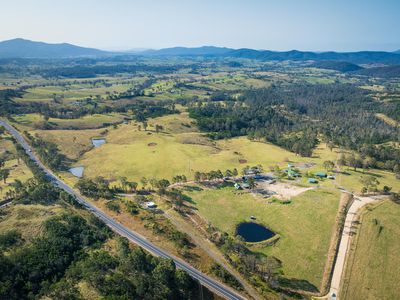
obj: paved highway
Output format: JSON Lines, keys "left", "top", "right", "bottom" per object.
{"left": 0, "top": 120, "right": 246, "bottom": 300}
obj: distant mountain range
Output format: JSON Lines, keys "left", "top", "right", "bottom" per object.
{"left": 139, "top": 46, "right": 232, "bottom": 56}
{"left": 1, "top": 38, "right": 400, "bottom": 65}
{"left": 139, "top": 46, "right": 400, "bottom": 64}
{"left": 229, "top": 49, "right": 400, "bottom": 64}
{"left": 0, "top": 38, "right": 109, "bottom": 58}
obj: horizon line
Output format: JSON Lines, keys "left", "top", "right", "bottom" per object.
{"left": 1, "top": 37, "right": 400, "bottom": 53}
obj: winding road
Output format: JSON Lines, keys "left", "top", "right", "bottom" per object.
{"left": 0, "top": 120, "right": 246, "bottom": 300}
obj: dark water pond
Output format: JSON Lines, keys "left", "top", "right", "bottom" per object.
{"left": 69, "top": 166, "right": 84, "bottom": 178}
{"left": 92, "top": 138, "right": 106, "bottom": 148}
{"left": 236, "top": 222, "right": 275, "bottom": 242}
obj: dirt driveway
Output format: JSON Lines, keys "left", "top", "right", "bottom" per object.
{"left": 257, "top": 180, "right": 313, "bottom": 200}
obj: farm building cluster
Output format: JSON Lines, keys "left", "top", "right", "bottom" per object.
{"left": 230, "top": 164, "right": 336, "bottom": 200}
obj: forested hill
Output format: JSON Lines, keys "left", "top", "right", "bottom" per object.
{"left": 353, "top": 65, "right": 400, "bottom": 78}
{"left": 140, "top": 46, "right": 233, "bottom": 56}
{"left": 224, "top": 49, "right": 400, "bottom": 64}
{"left": 0, "top": 38, "right": 110, "bottom": 58}
{"left": 311, "top": 61, "right": 400, "bottom": 78}
{"left": 139, "top": 47, "right": 400, "bottom": 64}
{"left": 311, "top": 61, "right": 364, "bottom": 72}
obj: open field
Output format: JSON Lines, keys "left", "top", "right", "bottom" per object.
{"left": 32, "top": 128, "right": 106, "bottom": 160}
{"left": 13, "top": 113, "right": 125, "bottom": 130}
{"left": 0, "top": 204, "right": 64, "bottom": 240}
{"left": 0, "top": 137, "right": 33, "bottom": 198}
{"left": 341, "top": 200, "right": 400, "bottom": 300}
{"left": 190, "top": 74, "right": 271, "bottom": 91}
{"left": 336, "top": 168, "right": 399, "bottom": 193}
{"left": 148, "top": 112, "right": 199, "bottom": 133}
{"left": 0, "top": 158, "right": 33, "bottom": 197}
{"left": 58, "top": 113, "right": 340, "bottom": 184}
{"left": 184, "top": 185, "right": 341, "bottom": 290}
{"left": 14, "top": 82, "right": 133, "bottom": 104}
{"left": 76, "top": 132, "right": 334, "bottom": 184}
{"left": 375, "top": 113, "right": 399, "bottom": 127}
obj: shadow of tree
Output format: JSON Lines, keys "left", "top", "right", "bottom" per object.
{"left": 278, "top": 277, "right": 319, "bottom": 293}
{"left": 353, "top": 169, "right": 384, "bottom": 178}
{"left": 182, "top": 185, "right": 203, "bottom": 192}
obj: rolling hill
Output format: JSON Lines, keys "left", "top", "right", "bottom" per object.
{"left": 0, "top": 38, "right": 109, "bottom": 58}
{"left": 352, "top": 65, "right": 400, "bottom": 78}
{"left": 225, "top": 49, "right": 400, "bottom": 64}
{"left": 311, "top": 61, "right": 364, "bottom": 72}
{"left": 140, "top": 46, "right": 233, "bottom": 56}
{"left": 141, "top": 47, "right": 400, "bottom": 64}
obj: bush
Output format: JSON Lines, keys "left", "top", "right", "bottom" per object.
{"left": 106, "top": 201, "right": 121, "bottom": 213}
{"left": 210, "top": 263, "right": 243, "bottom": 290}
{"left": 125, "top": 201, "right": 139, "bottom": 215}
{"left": 0, "top": 230, "right": 22, "bottom": 250}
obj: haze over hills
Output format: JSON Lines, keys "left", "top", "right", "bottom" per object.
{"left": 224, "top": 49, "right": 400, "bottom": 64}
{"left": 132, "top": 46, "right": 400, "bottom": 64}
{"left": 139, "top": 46, "right": 232, "bottom": 56}
{"left": 1, "top": 38, "right": 400, "bottom": 65}
{"left": 0, "top": 38, "right": 109, "bottom": 58}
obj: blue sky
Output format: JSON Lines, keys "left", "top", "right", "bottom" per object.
{"left": 1, "top": 0, "right": 399, "bottom": 51}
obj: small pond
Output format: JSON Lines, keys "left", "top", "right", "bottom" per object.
{"left": 69, "top": 166, "right": 84, "bottom": 178}
{"left": 92, "top": 138, "right": 106, "bottom": 148}
{"left": 236, "top": 222, "right": 275, "bottom": 242}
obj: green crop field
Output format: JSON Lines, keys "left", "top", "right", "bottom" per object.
{"left": 341, "top": 200, "right": 400, "bottom": 300}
